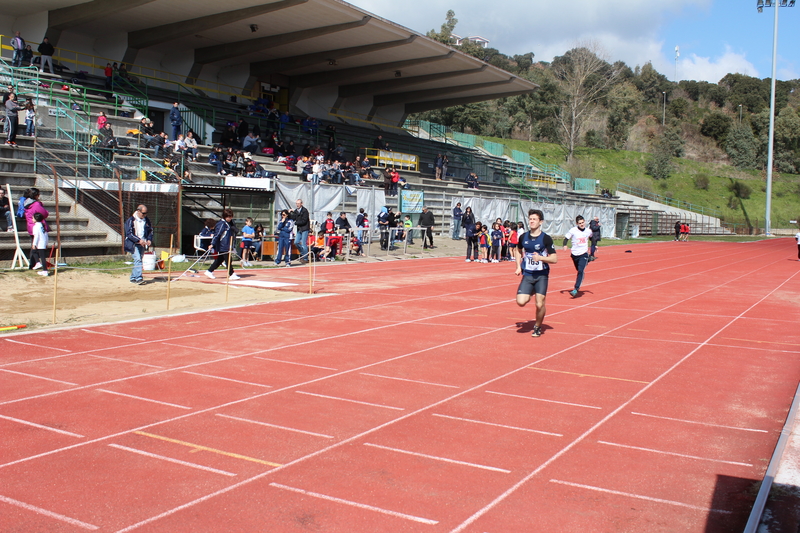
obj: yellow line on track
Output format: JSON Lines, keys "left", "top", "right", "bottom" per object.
{"left": 527, "top": 367, "right": 650, "bottom": 384}
{"left": 133, "top": 431, "right": 282, "bottom": 467}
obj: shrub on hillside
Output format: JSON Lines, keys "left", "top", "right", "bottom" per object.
{"left": 585, "top": 129, "right": 606, "bottom": 149}
{"left": 727, "top": 179, "right": 752, "bottom": 199}
{"left": 694, "top": 173, "right": 710, "bottom": 190}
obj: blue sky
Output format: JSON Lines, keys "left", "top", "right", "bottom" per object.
{"left": 352, "top": 0, "right": 799, "bottom": 83}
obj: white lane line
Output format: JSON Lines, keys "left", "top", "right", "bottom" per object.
{"left": 549, "top": 479, "right": 732, "bottom": 514}
{"left": 159, "top": 341, "right": 219, "bottom": 353}
{"left": 3, "top": 338, "right": 72, "bottom": 352}
{"left": 431, "top": 413, "right": 562, "bottom": 437}
{"left": 631, "top": 412, "right": 768, "bottom": 433}
{"left": 268, "top": 482, "right": 438, "bottom": 525}
{"left": 87, "top": 354, "right": 164, "bottom": 369}
{"left": 363, "top": 442, "right": 511, "bottom": 473}
{"left": 597, "top": 441, "right": 753, "bottom": 467}
{"left": 295, "top": 391, "right": 404, "bottom": 411}
{"left": 0, "top": 368, "right": 78, "bottom": 386}
{"left": 485, "top": 390, "right": 601, "bottom": 410}
{"left": 215, "top": 414, "right": 334, "bottom": 439}
{"left": 81, "top": 329, "right": 140, "bottom": 341}
{"left": 182, "top": 371, "right": 272, "bottom": 388}
{"left": 0, "top": 414, "right": 84, "bottom": 438}
{"left": 107, "top": 444, "right": 236, "bottom": 476}
{"left": 96, "top": 389, "right": 191, "bottom": 410}
{"left": 0, "top": 494, "right": 99, "bottom": 530}
{"left": 253, "top": 356, "right": 337, "bottom": 371}
{"left": 360, "top": 372, "right": 460, "bottom": 389}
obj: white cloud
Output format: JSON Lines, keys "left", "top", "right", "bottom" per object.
{"left": 677, "top": 48, "right": 759, "bottom": 83}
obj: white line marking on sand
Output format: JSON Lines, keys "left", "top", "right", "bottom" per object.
{"left": 363, "top": 442, "right": 511, "bottom": 473}
{"left": 0, "top": 494, "right": 99, "bottom": 530}
{"left": 108, "top": 444, "right": 236, "bottom": 476}
{"left": 81, "top": 329, "right": 140, "bottom": 340}
{"left": 0, "top": 414, "right": 84, "bottom": 438}
{"left": 268, "top": 482, "right": 438, "bottom": 525}
{"left": 3, "top": 338, "right": 71, "bottom": 352}
{"left": 485, "top": 390, "right": 601, "bottom": 410}
{"left": 215, "top": 414, "right": 334, "bottom": 439}
{"left": 96, "top": 389, "right": 191, "bottom": 410}
{"left": 182, "top": 371, "right": 272, "bottom": 388}
{"left": 87, "top": 354, "right": 164, "bottom": 369}
{"left": 0, "top": 368, "right": 77, "bottom": 386}
{"left": 295, "top": 391, "right": 404, "bottom": 410}
{"left": 597, "top": 441, "right": 752, "bottom": 467}
{"left": 432, "top": 413, "right": 562, "bottom": 437}
{"left": 549, "top": 479, "right": 732, "bottom": 514}
{"left": 253, "top": 356, "right": 337, "bottom": 371}
{"left": 360, "top": 372, "right": 460, "bottom": 389}
{"left": 631, "top": 412, "right": 768, "bottom": 433}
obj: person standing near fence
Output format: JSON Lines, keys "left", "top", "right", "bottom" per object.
{"left": 795, "top": 228, "right": 800, "bottom": 261}
{"left": 419, "top": 206, "right": 435, "bottom": 250}
{"left": 452, "top": 202, "right": 462, "bottom": 240}
{"left": 674, "top": 220, "right": 681, "bottom": 241}
{"left": 169, "top": 102, "right": 182, "bottom": 141}
{"left": 124, "top": 205, "right": 152, "bottom": 285}
{"left": 5, "top": 93, "right": 21, "bottom": 146}
{"left": 589, "top": 216, "right": 601, "bottom": 261}
{"left": 290, "top": 198, "right": 310, "bottom": 263}
{"left": 275, "top": 209, "right": 294, "bottom": 267}
{"left": 10, "top": 32, "right": 25, "bottom": 67}
{"left": 37, "top": 37, "right": 55, "bottom": 74}
{"left": 563, "top": 215, "right": 592, "bottom": 298}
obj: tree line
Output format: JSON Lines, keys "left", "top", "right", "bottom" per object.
{"left": 420, "top": 11, "right": 800, "bottom": 177}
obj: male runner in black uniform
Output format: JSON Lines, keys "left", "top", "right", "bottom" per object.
{"left": 515, "top": 209, "right": 558, "bottom": 337}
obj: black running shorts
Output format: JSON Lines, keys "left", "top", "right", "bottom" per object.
{"left": 517, "top": 273, "right": 549, "bottom": 296}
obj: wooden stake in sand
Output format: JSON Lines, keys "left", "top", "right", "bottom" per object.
{"left": 225, "top": 236, "right": 233, "bottom": 303}
{"left": 308, "top": 251, "right": 314, "bottom": 295}
{"left": 52, "top": 248, "right": 60, "bottom": 324}
{"left": 166, "top": 235, "right": 173, "bottom": 310}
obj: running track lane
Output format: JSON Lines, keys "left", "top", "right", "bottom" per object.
{"left": 0, "top": 239, "right": 797, "bottom": 532}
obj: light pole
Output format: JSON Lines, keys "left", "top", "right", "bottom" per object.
{"left": 739, "top": 104, "right": 743, "bottom": 123}
{"left": 662, "top": 92, "right": 666, "bottom": 125}
{"left": 758, "top": 0, "right": 794, "bottom": 236}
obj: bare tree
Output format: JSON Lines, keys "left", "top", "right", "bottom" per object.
{"left": 552, "top": 42, "right": 620, "bottom": 162}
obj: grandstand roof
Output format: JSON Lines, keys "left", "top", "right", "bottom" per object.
{"left": 18, "top": 0, "right": 537, "bottom": 116}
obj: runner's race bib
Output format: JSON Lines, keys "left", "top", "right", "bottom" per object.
{"left": 524, "top": 252, "right": 546, "bottom": 271}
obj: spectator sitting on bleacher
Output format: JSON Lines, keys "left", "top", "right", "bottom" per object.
{"left": 184, "top": 131, "right": 198, "bottom": 161}
{"left": 173, "top": 134, "right": 187, "bottom": 158}
{"left": 361, "top": 156, "right": 379, "bottom": 179}
{"left": 285, "top": 140, "right": 296, "bottom": 157}
{"left": 99, "top": 122, "right": 116, "bottom": 149}
{"left": 333, "top": 143, "right": 345, "bottom": 162}
{"left": 97, "top": 111, "right": 107, "bottom": 132}
{"left": 466, "top": 172, "right": 480, "bottom": 189}
{"left": 209, "top": 146, "right": 226, "bottom": 176}
{"left": 151, "top": 131, "right": 168, "bottom": 159}
{"left": 220, "top": 126, "right": 237, "bottom": 148}
{"left": 242, "top": 131, "right": 260, "bottom": 153}
{"left": 273, "top": 140, "right": 285, "bottom": 159}
{"left": 354, "top": 155, "right": 363, "bottom": 171}
{"left": 301, "top": 143, "right": 311, "bottom": 158}
{"left": 330, "top": 160, "right": 344, "bottom": 184}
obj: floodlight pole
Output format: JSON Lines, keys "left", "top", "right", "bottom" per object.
{"left": 759, "top": 0, "right": 793, "bottom": 235}
{"left": 662, "top": 92, "right": 666, "bottom": 125}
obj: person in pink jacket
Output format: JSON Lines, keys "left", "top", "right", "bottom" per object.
{"left": 23, "top": 188, "right": 49, "bottom": 235}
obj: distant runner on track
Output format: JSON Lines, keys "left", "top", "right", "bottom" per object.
{"left": 563, "top": 215, "right": 592, "bottom": 298}
{"left": 796, "top": 229, "right": 800, "bottom": 261}
{"left": 515, "top": 209, "right": 558, "bottom": 337}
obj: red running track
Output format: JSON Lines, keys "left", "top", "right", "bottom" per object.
{"left": 0, "top": 239, "right": 799, "bottom": 532}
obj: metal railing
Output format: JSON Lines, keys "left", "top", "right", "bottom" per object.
{"left": 616, "top": 183, "right": 722, "bottom": 218}
{"left": 0, "top": 34, "right": 248, "bottom": 106}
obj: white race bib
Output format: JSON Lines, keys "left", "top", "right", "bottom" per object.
{"left": 524, "top": 252, "right": 545, "bottom": 271}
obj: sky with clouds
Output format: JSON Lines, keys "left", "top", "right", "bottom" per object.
{"left": 351, "top": 0, "right": 799, "bottom": 83}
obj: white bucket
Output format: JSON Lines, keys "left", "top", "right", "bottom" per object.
{"left": 142, "top": 252, "right": 157, "bottom": 271}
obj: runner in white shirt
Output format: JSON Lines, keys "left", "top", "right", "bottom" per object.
{"left": 562, "top": 215, "right": 593, "bottom": 297}
{"left": 795, "top": 230, "right": 800, "bottom": 261}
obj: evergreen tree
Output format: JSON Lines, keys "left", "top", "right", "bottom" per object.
{"left": 725, "top": 123, "right": 758, "bottom": 169}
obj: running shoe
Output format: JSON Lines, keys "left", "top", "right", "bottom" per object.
{"left": 229, "top": 274, "right": 241, "bottom": 280}
{"left": 531, "top": 326, "right": 542, "bottom": 337}
{"left": 465, "top": 258, "right": 471, "bottom": 262}
{"left": 38, "top": 271, "right": 50, "bottom": 276}
{"left": 204, "top": 270, "right": 215, "bottom": 279}
{"left": 570, "top": 289, "right": 578, "bottom": 297}
{"left": 32, "top": 262, "right": 42, "bottom": 270}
